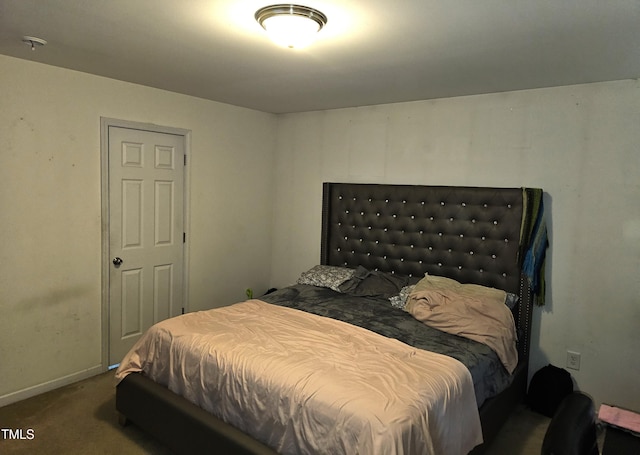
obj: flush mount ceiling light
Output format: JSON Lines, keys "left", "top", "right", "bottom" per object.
{"left": 22, "top": 36, "right": 47, "bottom": 51}
{"left": 255, "top": 4, "right": 327, "bottom": 49}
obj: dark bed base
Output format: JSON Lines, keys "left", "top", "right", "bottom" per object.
{"left": 116, "top": 183, "right": 539, "bottom": 454}
{"left": 116, "top": 372, "right": 278, "bottom": 455}
{"left": 117, "top": 364, "right": 527, "bottom": 455}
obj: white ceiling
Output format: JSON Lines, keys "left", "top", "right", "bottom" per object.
{"left": 1, "top": 1, "right": 639, "bottom": 114}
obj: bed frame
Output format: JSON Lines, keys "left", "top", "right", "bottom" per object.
{"left": 116, "top": 183, "right": 537, "bottom": 454}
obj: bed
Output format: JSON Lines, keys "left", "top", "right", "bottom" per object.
{"left": 115, "top": 182, "right": 542, "bottom": 454}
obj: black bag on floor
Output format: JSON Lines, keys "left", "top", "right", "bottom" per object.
{"left": 527, "top": 364, "right": 574, "bottom": 417}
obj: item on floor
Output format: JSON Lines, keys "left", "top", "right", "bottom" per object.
{"left": 599, "top": 404, "right": 640, "bottom": 454}
{"left": 527, "top": 364, "right": 573, "bottom": 417}
{"left": 598, "top": 404, "right": 640, "bottom": 435}
{"left": 541, "top": 391, "right": 598, "bottom": 455}
{"left": 602, "top": 427, "right": 640, "bottom": 454}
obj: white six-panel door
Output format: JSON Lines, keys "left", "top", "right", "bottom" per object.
{"left": 108, "top": 126, "right": 185, "bottom": 365}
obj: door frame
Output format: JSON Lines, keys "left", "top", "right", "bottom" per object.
{"left": 100, "top": 117, "right": 191, "bottom": 371}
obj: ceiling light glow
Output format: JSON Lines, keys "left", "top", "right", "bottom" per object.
{"left": 255, "top": 4, "right": 327, "bottom": 49}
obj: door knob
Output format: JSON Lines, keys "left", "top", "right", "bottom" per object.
{"left": 113, "top": 257, "right": 123, "bottom": 266}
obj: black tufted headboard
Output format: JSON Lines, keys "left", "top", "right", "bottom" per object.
{"left": 321, "top": 182, "right": 535, "bottom": 362}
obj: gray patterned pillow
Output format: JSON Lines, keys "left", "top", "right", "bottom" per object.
{"left": 389, "top": 285, "right": 415, "bottom": 310}
{"left": 505, "top": 292, "right": 519, "bottom": 309}
{"left": 297, "top": 265, "right": 355, "bottom": 292}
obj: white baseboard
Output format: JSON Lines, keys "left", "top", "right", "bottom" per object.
{"left": 0, "top": 365, "right": 104, "bottom": 408}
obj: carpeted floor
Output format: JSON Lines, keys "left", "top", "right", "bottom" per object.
{"left": 0, "top": 371, "right": 552, "bottom": 454}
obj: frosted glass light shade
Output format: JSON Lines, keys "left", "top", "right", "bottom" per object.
{"left": 262, "top": 14, "right": 319, "bottom": 48}
{"left": 256, "top": 4, "right": 327, "bottom": 49}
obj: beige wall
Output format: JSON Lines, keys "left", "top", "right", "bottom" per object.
{"left": 2, "top": 52, "right": 639, "bottom": 414}
{"left": 271, "top": 80, "right": 640, "bottom": 410}
{"left": 0, "top": 55, "right": 276, "bottom": 404}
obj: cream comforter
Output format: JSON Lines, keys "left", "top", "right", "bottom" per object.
{"left": 116, "top": 300, "right": 482, "bottom": 455}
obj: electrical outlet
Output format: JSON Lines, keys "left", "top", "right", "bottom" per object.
{"left": 567, "top": 351, "right": 581, "bottom": 370}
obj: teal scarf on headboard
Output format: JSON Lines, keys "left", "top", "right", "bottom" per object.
{"left": 520, "top": 188, "right": 548, "bottom": 305}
